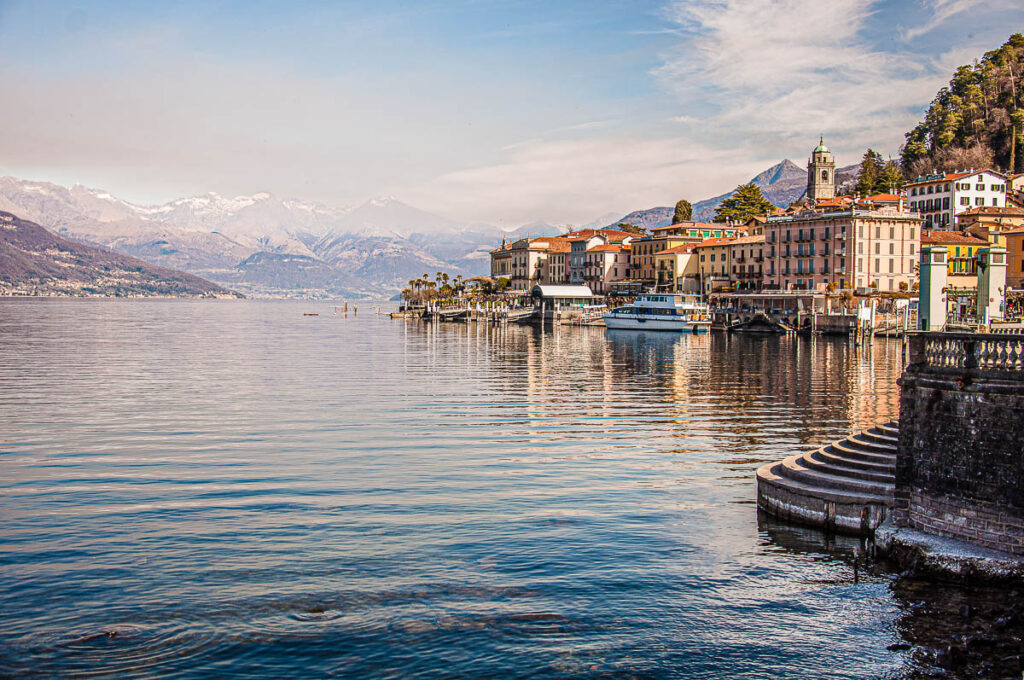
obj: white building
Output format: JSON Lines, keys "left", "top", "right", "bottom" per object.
{"left": 904, "top": 169, "right": 1008, "bottom": 229}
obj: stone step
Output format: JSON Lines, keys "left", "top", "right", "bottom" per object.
{"left": 846, "top": 432, "right": 897, "bottom": 453}
{"left": 814, "top": 446, "right": 896, "bottom": 474}
{"left": 876, "top": 421, "right": 899, "bottom": 436}
{"left": 804, "top": 450, "right": 894, "bottom": 483}
{"left": 779, "top": 454, "right": 895, "bottom": 499}
{"left": 828, "top": 439, "right": 897, "bottom": 464}
{"left": 862, "top": 427, "right": 898, "bottom": 444}
{"left": 756, "top": 461, "right": 891, "bottom": 506}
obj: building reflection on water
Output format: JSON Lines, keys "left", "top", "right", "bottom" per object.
{"left": 393, "top": 321, "right": 1022, "bottom": 678}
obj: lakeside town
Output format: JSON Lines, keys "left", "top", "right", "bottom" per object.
{"left": 466, "top": 137, "right": 1024, "bottom": 333}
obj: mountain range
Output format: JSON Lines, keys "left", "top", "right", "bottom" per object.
{"left": 0, "top": 157, "right": 858, "bottom": 298}
{"left": 0, "top": 210, "right": 238, "bottom": 297}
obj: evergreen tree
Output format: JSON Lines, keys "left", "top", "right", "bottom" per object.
{"left": 672, "top": 199, "right": 693, "bottom": 224}
{"left": 855, "top": 149, "right": 884, "bottom": 196}
{"left": 876, "top": 160, "right": 904, "bottom": 193}
{"left": 712, "top": 183, "right": 775, "bottom": 223}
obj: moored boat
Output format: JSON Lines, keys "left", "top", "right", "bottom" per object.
{"left": 603, "top": 293, "right": 711, "bottom": 332}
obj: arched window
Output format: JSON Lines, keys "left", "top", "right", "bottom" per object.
{"left": 821, "top": 170, "right": 828, "bottom": 181}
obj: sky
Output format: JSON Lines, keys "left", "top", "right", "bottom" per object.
{"left": 0, "top": 0, "right": 1022, "bottom": 228}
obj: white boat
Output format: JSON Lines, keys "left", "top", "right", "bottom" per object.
{"left": 603, "top": 293, "right": 711, "bottom": 332}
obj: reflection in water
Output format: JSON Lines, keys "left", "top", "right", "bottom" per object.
{"left": 0, "top": 300, "right": 930, "bottom": 678}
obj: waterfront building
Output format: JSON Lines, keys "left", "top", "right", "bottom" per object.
{"left": 1005, "top": 227, "right": 1024, "bottom": 289}
{"left": 957, "top": 205, "right": 1024, "bottom": 247}
{"left": 904, "top": 169, "right": 1008, "bottom": 229}
{"left": 631, "top": 224, "right": 745, "bottom": 289}
{"left": 764, "top": 201, "right": 921, "bottom": 292}
{"left": 567, "top": 229, "right": 634, "bottom": 285}
{"left": 920, "top": 229, "right": 988, "bottom": 287}
{"left": 489, "top": 236, "right": 570, "bottom": 290}
{"left": 727, "top": 234, "right": 766, "bottom": 291}
{"left": 653, "top": 243, "right": 700, "bottom": 293}
{"left": 490, "top": 241, "right": 514, "bottom": 282}
{"left": 543, "top": 247, "right": 570, "bottom": 284}
{"left": 583, "top": 243, "right": 632, "bottom": 295}
{"left": 695, "top": 237, "right": 736, "bottom": 295}
{"left": 807, "top": 137, "right": 836, "bottom": 204}
{"left": 1009, "top": 172, "right": 1024, "bottom": 193}
{"left": 649, "top": 222, "right": 743, "bottom": 240}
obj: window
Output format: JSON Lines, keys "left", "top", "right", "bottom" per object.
{"left": 875, "top": 243, "right": 880, "bottom": 254}
{"left": 889, "top": 259, "right": 893, "bottom": 273}
{"left": 943, "top": 197, "right": 949, "bottom": 209}
{"left": 960, "top": 197, "right": 970, "bottom": 206}
{"left": 889, "top": 243, "right": 895, "bottom": 254}
{"left": 910, "top": 228, "right": 915, "bottom": 239}
{"left": 890, "top": 227, "right": 894, "bottom": 238}
{"left": 822, "top": 170, "right": 828, "bottom": 181}
{"left": 992, "top": 197, "right": 999, "bottom": 206}
{"left": 858, "top": 242, "right": 863, "bottom": 254}
{"left": 976, "top": 197, "right": 984, "bottom": 206}
{"left": 875, "top": 258, "right": 880, "bottom": 272}
{"left": 875, "top": 226, "right": 881, "bottom": 238}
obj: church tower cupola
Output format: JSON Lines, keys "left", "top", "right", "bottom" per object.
{"left": 807, "top": 136, "right": 836, "bottom": 204}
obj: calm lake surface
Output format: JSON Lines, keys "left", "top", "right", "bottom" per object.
{"left": 0, "top": 299, "right": 934, "bottom": 678}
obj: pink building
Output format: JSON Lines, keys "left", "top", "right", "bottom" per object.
{"left": 764, "top": 200, "right": 921, "bottom": 292}
{"left": 583, "top": 243, "right": 632, "bottom": 295}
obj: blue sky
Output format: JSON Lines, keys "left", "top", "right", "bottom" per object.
{"left": 0, "top": 0, "right": 1021, "bottom": 226}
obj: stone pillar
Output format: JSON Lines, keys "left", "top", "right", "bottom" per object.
{"left": 918, "top": 245, "right": 948, "bottom": 331}
{"left": 976, "top": 246, "right": 1007, "bottom": 324}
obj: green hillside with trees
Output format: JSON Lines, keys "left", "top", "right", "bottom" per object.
{"left": 901, "top": 33, "right": 1024, "bottom": 178}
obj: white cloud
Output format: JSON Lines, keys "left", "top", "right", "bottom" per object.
{"left": 407, "top": 134, "right": 767, "bottom": 226}
{"left": 904, "top": 0, "right": 999, "bottom": 40}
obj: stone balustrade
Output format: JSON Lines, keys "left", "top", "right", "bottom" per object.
{"left": 908, "top": 332, "right": 1024, "bottom": 374}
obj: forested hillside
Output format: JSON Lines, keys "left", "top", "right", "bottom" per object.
{"left": 901, "top": 34, "right": 1024, "bottom": 177}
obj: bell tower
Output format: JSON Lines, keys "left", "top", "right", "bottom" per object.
{"left": 807, "top": 136, "right": 836, "bottom": 204}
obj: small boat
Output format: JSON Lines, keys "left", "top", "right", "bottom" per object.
{"left": 604, "top": 293, "right": 711, "bottom": 333}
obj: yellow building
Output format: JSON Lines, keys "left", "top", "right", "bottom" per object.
{"left": 920, "top": 229, "right": 988, "bottom": 288}
{"left": 653, "top": 243, "right": 700, "bottom": 292}
{"left": 957, "top": 206, "right": 1024, "bottom": 247}
{"left": 695, "top": 237, "right": 736, "bottom": 295}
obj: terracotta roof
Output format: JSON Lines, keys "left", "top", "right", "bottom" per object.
{"left": 862, "top": 193, "right": 903, "bottom": 202}
{"left": 650, "top": 221, "right": 718, "bottom": 232}
{"left": 658, "top": 243, "right": 701, "bottom": 254}
{"left": 1003, "top": 226, "right": 1024, "bottom": 235}
{"left": 728, "top": 234, "right": 765, "bottom": 245}
{"left": 550, "top": 246, "right": 571, "bottom": 254}
{"left": 921, "top": 230, "right": 988, "bottom": 245}
{"left": 528, "top": 236, "right": 570, "bottom": 250}
{"left": 694, "top": 236, "right": 735, "bottom": 248}
{"left": 957, "top": 206, "right": 1024, "bottom": 216}
{"left": 587, "top": 244, "right": 626, "bottom": 253}
{"left": 905, "top": 169, "right": 1005, "bottom": 186}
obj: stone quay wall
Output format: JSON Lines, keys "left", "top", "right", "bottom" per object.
{"left": 896, "top": 332, "right": 1024, "bottom": 555}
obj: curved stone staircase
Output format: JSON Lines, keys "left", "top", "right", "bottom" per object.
{"left": 756, "top": 422, "right": 897, "bottom": 536}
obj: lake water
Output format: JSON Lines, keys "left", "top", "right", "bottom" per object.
{"left": 0, "top": 298, "right": 961, "bottom": 678}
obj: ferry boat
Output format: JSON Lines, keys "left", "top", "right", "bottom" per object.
{"left": 604, "top": 293, "right": 711, "bottom": 332}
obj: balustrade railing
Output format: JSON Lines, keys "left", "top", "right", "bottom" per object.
{"left": 910, "top": 332, "right": 1024, "bottom": 373}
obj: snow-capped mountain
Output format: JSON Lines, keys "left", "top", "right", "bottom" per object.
{"left": 0, "top": 176, "right": 493, "bottom": 298}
